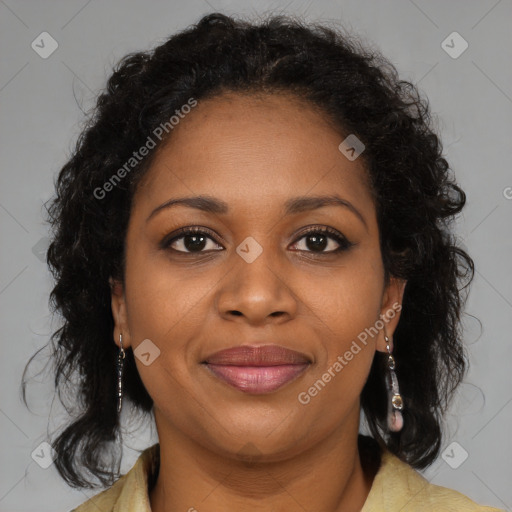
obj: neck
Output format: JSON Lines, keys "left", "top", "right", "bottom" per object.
{"left": 149, "top": 407, "right": 376, "bottom": 512}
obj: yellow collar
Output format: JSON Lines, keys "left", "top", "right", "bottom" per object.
{"left": 73, "top": 440, "right": 502, "bottom": 511}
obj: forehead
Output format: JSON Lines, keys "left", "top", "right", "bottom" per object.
{"left": 134, "top": 91, "right": 374, "bottom": 218}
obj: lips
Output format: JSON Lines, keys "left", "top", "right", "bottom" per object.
{"left": 202, "top": 345, "right": 311, "bottom": 394}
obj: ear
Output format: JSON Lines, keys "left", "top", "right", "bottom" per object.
{"left": 376, "top": 276, "right": 407, "bottom": 353}
{"left": 109, "top": 277, "right": 132, "bottom": 349}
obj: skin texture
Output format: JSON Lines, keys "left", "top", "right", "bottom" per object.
{"left": 111, "top": 92, "right": 406, "bottom": 512}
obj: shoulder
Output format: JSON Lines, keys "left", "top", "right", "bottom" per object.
{"left": 70, "top": 444, "right": 159, "bottom": 512}
{"left": 362, "top": 444, "right": 504, "bottom": 512}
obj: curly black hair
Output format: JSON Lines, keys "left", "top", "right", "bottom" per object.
{"left": 23, "top": 12, "right": 474, "bottom": 489}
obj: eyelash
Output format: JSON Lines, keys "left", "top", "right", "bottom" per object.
{"left": 160, "top": 225, "right": 355, "bottom": 256}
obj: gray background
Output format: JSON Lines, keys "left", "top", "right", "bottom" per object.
{"left": 1, "top": 0, "right": 511, "bottom": 510}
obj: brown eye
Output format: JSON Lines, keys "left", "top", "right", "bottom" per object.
{"left": 290, "top": 227, "right": 354, "bottom": 254}
{"left": 162, "top": 227, "right": 223, "bottom": 253}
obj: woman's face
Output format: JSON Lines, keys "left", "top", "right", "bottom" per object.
{"left": 111, "top": 92, "right": 405, "bottom": 460}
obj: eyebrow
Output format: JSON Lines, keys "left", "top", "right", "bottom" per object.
{"left": 146, "top": 194, "right": 368, "bottom": 230}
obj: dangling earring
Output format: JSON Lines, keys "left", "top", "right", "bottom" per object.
{"left": 117, "top": 334, "right": 126, "bottom": 413}
{"left": 384, "top": 333, "right": 404, "bottom": 432}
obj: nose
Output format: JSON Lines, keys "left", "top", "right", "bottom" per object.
{"left": 215, "top": 246, "right": 298, "bottom": 326}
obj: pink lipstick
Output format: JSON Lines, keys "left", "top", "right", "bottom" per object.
{"left": 202, "top": 345, "right": 311, "bottom": 394}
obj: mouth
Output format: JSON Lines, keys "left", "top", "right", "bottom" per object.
{"left": 201, "top": 344, "right": 311, "bottom": 394}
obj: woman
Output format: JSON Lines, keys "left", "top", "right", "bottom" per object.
{"left": 30, "top": 12, "right": 503, "bottom": 512}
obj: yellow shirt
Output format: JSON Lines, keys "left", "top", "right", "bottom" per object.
{"left": 71, "top": 442, "right": 504, "bottom": 511}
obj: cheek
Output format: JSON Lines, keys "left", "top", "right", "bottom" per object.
{"left": 296, "top": 278, "right": 381, "bottom": 420}
{"left": 306, "top": 253, "right": 385, "bottom": 339}
{"left": 124, "top": 245, "right": 210, "bottom": 339}
{"left": 298, "top": 252, "right": 384, "bottom": 396}
{"left": 122, "top": 247, "right": 218, "bottom": 405}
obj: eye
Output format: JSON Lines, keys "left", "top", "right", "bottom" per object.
{"left": 290, "top": 226, "right": 354, "bottom": 254}
{"left": 161, "top": 225, "right": 354, "bottom": 256}
{"left": 161, "top": 227, "right": 223, "bottom": 253}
